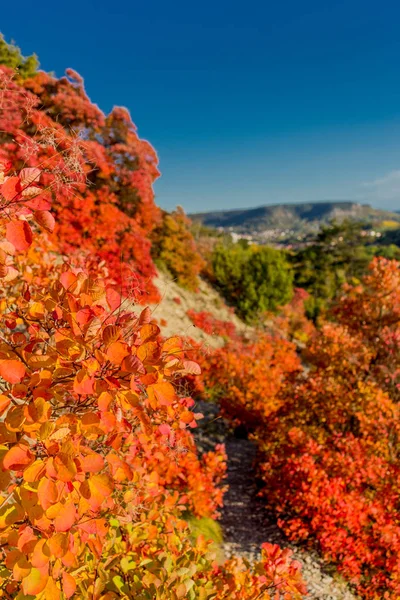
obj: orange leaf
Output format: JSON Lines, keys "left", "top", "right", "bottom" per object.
{"left": 52, "top": 453, "right": 77, "bottom": 483}
{"left": 6, "top": 220, "right": 33, "bottom": 251}
{"left": 140, "top": 323, "right": 160, "bottom": 342}
{"left": 182, "top": 360, "right": 202, "bottom": 375}
{"left": 38, "top": 477, "right": 59, "bottom": 510}
{"left": 43, "top": 576, "right": 61, "bottom": 600}
{"left": 3, "top": 443, "right": 34, "bottom": 470}
{"left": 54, "top": 501, "right": 77, "bottom": 532}
{"left": 162, "top": 336, "right": 184, "bottom": 356}
{"left": 60, "top": 271, "right": 77, "bottom": 291}
{"left": 31, "top": 539, "right": 51, "bottom": 568}
{"left": 137, "top": 341, "right": 160, "bottom": 363}
{"left": 23, "top": 459, "right": 46, "bottom": 482}
{"left": 98, "top": 391, "right": 113, "bottom": 411}
{"left": 139, "top": 307, "right": 151, "bottom": 324}
{"left": 122, "top": 355, "right": 145, "bottom": 374}
{"left": 47, "top": 532, "right": 69, "bottom": 558}
{"left": 147, "top": 382, "right": 177, "bottom": 407}
{"left": 0, "top": 394, "right": 10, "bottom": 414}
{"left": 62, "top": 571, "right": 77, "bottom": 598}
{"left": 0, "top": 359, "right": 26, "bottom": 384}
{"left": 79, "top": 451, "right": 105, "bottom": 473}
{"left": 73, "top": 369, "right": 95, "bottom": 395}
{"left": 17, "top": 526, "right": 37, "bottom": 553}
{"left": 102, "top": 324, "right": 120, "bottom": 345}
{"left": 80, "top": 474, "right": 114, "bottom": 511}
{"left": 180, "top": 410, "right": 195, "bottom": 424}
{"left": 106, "top": 341, "right": 129, "bottom": 365}
{"left": 22, "top": 568, "right": 48, "bottom": 596}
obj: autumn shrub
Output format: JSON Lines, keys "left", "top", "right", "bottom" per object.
{"left": 0, "top": 179, "right": 306, "bottom": 598}
{"left": 234, "top": 258, "right": 400, "bottom": 598}
{"left": 0, "top": 51, "right": 306, "bottom": 598}
{"left": 0, "top": 56, "right": 161, "bottom": 301}
{"left": 211, "top": 243, "right": 293, "bottom": 322}
{"left": 151, "top": 207, "right": 205, "bottom": 291}
{"left": 186, "top": 309, "right": 237, "bottom": 339}
{"left": 200, "top": 333, "right": 300, "bottom": 429}
{"left": 266, "top": 288, "right": 315, "bottom": 344}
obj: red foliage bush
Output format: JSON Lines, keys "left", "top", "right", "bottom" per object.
{"left": 243, "top": 259, "right": 400, "bottom": 598}
{"left": 0, "top": 65, "right": 161, "bottom": 302}
{"left": 187, "top": 309, "right": 237, "bottom": 339}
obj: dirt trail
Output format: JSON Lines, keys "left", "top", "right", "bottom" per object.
{"left": 150, "top": 271, "right": 359, "bottom": 599}
{"left": 195, "top": 401, "right": 358, "bottom": 600}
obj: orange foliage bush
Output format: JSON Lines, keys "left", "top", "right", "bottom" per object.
{"left": 268, "top": 288, "right": 315, "bottom": 344}
{"left": 200, "top": 334, "right": 300, "bottom": 429}
{"left": 0, "top": 62, "right": 306, "bottom": 598}
{"left": 151, "top": 207, "right": 205, "bottom": 291}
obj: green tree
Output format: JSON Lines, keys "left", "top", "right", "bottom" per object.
{"left": 211, "top": 243, "right": 293, "bottom": 322}
{"left": 292, "top": 220, "right": 377, "bottom": 320}
{"left": 0, "top": 34, "right": 39, "bottom": 78}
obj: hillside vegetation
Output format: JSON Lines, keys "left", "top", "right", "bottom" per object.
{"left": 1, "top": 34, "right": 400, "bottom": 600}
{"left": 0, "top": 37, "right": 306, "bottom": 599}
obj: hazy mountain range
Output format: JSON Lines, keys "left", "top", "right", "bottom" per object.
{"left": 190, "top": 201, "right": 400, "bottom": 233}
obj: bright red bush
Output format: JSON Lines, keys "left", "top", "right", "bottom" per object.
{"left": 187, "top": 309, "right": 237, "bottom": 339}
{"left": 238, "top": 259, "right": 400, "bottom": 598}
{"left": 0, "top": 65, "right": 161, "bottom": 301}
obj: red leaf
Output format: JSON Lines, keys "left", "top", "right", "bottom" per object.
{"left": 139, "top": 307, "right": 152, "bottom": 325}
{"left": 24, "top": 194, "right": 52, "bottom": 211}
{"left": 6, "top": 220, "right": 33, "bottom": 251}
{"left": 1, "top": 176, "right": 21, "bottom": 201}
{"left": 34, "top": 210, "right": 55, "bottom": 233}
{"left": 60, "top": 271, "right": 78, "bottom": 291}
{"left": 122, "top": 355, "right": 145, "bottom": 374}
{"left": 19, "top": 167, "right": 41, "bottom": 187}
{"left": 106, "top": 287, "right": 121, "bottom": 311}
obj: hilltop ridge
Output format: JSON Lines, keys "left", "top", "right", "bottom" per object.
{"left": 190, "top": 201, "right": 399, "bottom": 243}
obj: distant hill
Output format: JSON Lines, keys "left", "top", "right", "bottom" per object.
{"left": 190, "top": 202, "right": 400, "bottom": 234}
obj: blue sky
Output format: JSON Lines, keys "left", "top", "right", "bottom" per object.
{"left": 3, "top": 0, "right": 400, "bottom": 212}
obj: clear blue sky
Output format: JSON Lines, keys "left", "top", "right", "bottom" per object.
{"left": 3, "top": 1, "right": 400, "bottom": 212}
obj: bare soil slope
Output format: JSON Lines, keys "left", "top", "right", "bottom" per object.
{"left": 149, "top": 268, "right": 252, "bottom": 348}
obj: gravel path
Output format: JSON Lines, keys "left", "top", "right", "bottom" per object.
{"left": 195, "top": 401, "right": 359, "bottom": 600}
